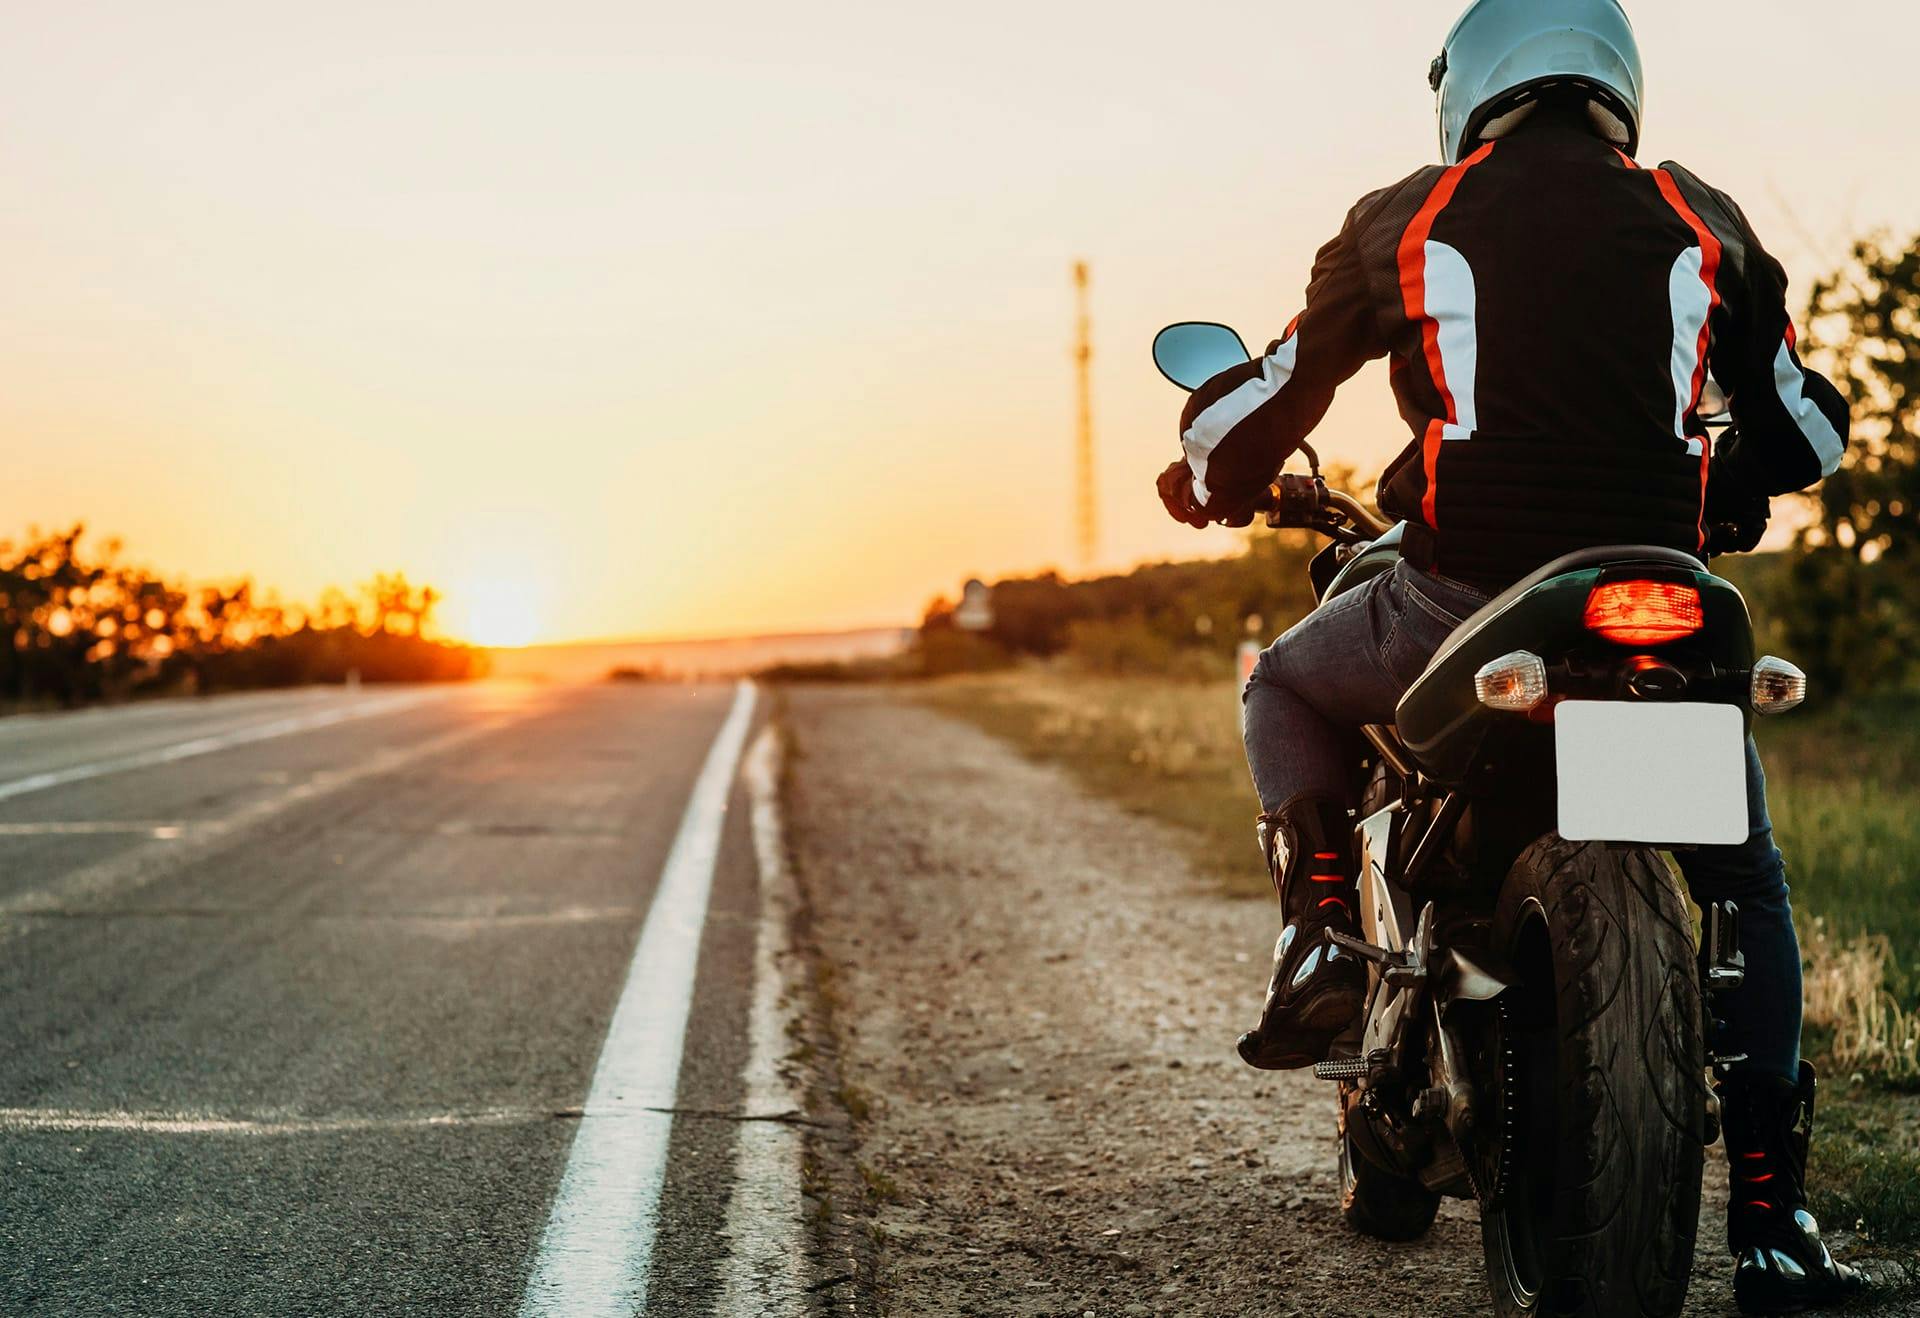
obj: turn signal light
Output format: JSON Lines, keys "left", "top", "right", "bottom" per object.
{"left": 1475, "top": 650, "right": 1549, "bottom": 712}
{"left": 1751, "top": 656, "right": 1808, "bottom": 714}
{"left": 1583, "top": 581, "right": 1703, "bottom": 646}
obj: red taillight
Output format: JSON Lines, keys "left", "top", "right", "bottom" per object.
{"left": 1582, "top": 581, "right": 1703, "bottom": 646}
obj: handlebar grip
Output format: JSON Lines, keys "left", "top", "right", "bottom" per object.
{"left": 1250, "top": 470, "right": 1393, "bottom": 540}
{"left": 1266, "top": 474, "right": 1325, "bottom": 527}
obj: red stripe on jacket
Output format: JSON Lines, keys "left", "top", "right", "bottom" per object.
{"left": 1397, "top": 143, "right": 1495, "bottom": 529}
{"left": 1652, "top": 168, "right": 1724, "bottom": 551}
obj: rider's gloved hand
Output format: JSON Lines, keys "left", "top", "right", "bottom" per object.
{"left": 1169, "top": 346, "right": 1299, "bottom": 532}
{"left": 1703, "top": 450, "right": 1770, "bottom": 555}
{"left": 1158, "top": 460, "right": 1259, "bottom": 529}
{"left": 1214, "top": 500, "right": 1258, "bottom": 529}
{"left": 1157, "top": 460, "right": 1211, "bottom": 528}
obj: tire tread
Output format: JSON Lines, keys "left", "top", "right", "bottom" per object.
{"left": 1482, "top": 835, "right": 1705, "bottom": 1318}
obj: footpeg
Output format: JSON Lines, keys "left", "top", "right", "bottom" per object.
{"left": 1326, "top": 930, "right": 1390, "bottom": 964}
{"left": 1313, "top": 1048, "right": 1388, "bottom": 1082}
{"left": 1327, "top": 930, "right": 1425, "bottom": 989}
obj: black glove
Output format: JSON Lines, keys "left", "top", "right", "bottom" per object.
{"left": 1214, "top": 499, "right": 1258, "bottom": 529}
{"left": 1703, "top": 451, "right": 1770, "bottom": 555}
{"left": 1157, "top": 461, "right": 1260, "bottom": 529}
{"left": 1157, "top": 460, "right": 1209, "bottom": 528}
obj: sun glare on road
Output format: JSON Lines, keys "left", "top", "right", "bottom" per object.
{"left": 449, "top": 576, "right": 544, "bottom": 649}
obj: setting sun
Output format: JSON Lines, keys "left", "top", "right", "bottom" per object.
{"left": 449, "top": 576, "right": 544, "bottom": 649}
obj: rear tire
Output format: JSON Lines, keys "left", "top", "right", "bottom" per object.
{"left": 1480, "top": 835, "right": 1706, "bottom": 1318}
{"left": 1339, "top": 1093, "right": 1442, "bottom": 1242}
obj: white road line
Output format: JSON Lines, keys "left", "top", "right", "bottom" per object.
{"left": 716, "top": 725, "right": 810, "bottom": 1315}
{"left": 0, "top": 690, "right": 437, "bottom": 805}
{"left": 0, "top": 822, "right": 187, "bottom": 836}
{"left": 0, "top": 714, "right": 522, "bottom": 929}
{"left": 0, "top": 1107, "right": 548, "bottom": 1135}
{"left": 2, "top": 906, "right": 646, "bottom": 927}
{"left": 518, "top": 680, "right": 758, "bottom": 1318}
{"left": 0, "top": 686, "right": 338, "bottom": 739}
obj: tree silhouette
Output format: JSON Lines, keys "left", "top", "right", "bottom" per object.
{"left": 0, "top": 525, "right": 481, "bottom": 710}
{"left": 1776, "top": 232, "right": 1920, "bottom": 693}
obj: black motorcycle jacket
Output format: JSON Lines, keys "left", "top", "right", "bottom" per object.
{"left": 1177, "top": 115, "right": 1851, "bottom": 589}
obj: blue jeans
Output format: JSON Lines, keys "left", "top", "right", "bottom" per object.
{"left": 1242, "top": 558, "right": 1802, "bottom": 1082}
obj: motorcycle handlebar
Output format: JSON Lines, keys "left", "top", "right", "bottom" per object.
{"left": 1325, "top": 490, "right": 1394, "bottom": 539}
{"left": 1251, "top": 474, "right": 1393, "bottom": 542}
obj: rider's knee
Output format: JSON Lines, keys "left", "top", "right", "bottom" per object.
{"left": 1243, "top": 642, "right": 1290, "bottom": 700}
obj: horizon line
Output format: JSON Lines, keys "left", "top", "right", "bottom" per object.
{"left": 484, "top": 619, "right": 916, "bottom": 654}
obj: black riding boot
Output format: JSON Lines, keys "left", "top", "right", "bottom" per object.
{"left": 1236, "top": 795, "right": 1366, "bottom": 1071}
{"left": 1718, "top": 1062, "right": 1871, "bottom": 1314}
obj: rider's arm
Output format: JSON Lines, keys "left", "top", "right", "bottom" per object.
{"left": 1178, "top": 207, "right": 1386, "bottom": 515}
{"left": 1699, "top": 195, "right": 1850, "bottom": 499}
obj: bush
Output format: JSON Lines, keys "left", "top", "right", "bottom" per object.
{"left": 920, "top": 526, "right": 1324, "bottom": 681}
{"left": 608, "top": 664, "right": 668, "bottom": 683}
{"left": 1062, "top": 617, "right": 1226, "bottom": 680}
{"left": 917, "top": 629, "right": 1012, "bottom": 677}
{"left": 0, "top": 525, "right": 480, "bottom": 709}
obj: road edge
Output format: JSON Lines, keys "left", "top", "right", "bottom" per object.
{"left": 714, "top": 720, "right": 817, "bottom": 1313}
{"left": 764, "top": 687, "right": 885, "bottom": 1317}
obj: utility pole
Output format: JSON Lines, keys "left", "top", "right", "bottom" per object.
{"left": 1073, "top": 260, "right": 1097, "bottom": 568}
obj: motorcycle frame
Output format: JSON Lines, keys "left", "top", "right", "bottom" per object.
{"left": 1332, "top": 729, "right": 1514, "bottom": 1197}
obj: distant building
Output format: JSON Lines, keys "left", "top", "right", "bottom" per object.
{"left": 954, "top": 579, "right": 994, "bottom": 632}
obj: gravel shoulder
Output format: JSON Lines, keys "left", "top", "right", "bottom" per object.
{"left": 781, "top": 684, "right": 1771, "bottom": 1316}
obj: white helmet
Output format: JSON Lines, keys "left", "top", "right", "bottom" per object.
{"left": 1431, "top": 0, "right": 1644, "bottom": 164}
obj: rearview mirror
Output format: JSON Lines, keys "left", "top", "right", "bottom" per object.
{"left": 1152, "top": 322, "right": 1253, "bottom": 391}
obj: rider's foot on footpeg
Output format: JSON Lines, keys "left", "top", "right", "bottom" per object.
{"left": 1238, "top": 796, "right": 1366, "bottom": 1072}
{"left": 1236, "top": 935, "right": 1366, "bottom": 1070}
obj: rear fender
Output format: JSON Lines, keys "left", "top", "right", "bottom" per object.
{"left": 1396, "top": 565, "right": 1755, "bottom": 784}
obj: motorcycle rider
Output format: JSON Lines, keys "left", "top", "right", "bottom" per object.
{"left": 1155, "top": 1, "right": 1867, "bottom": 1310}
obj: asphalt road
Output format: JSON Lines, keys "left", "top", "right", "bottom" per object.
{"left": 0, "top": 681, "right": 795, "bottom": 1316}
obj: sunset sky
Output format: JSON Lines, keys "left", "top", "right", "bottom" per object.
{"left": 3, "top": 1, "right": 1913, "bottom": 645}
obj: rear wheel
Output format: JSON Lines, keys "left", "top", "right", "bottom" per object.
{"left": 1480, "top": 835, "right": 1706, "bottom": 1318}
{"left": 1338, "top": 1089, "right": 1442, "bottom": 1241}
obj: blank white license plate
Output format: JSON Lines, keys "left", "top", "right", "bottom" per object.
{"left": 1555, "top": 701, "right": 1747, "bottom": 846}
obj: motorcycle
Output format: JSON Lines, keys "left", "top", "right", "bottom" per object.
{"left": 1153, "top": 322, "right": 1808, "bottom": 1317}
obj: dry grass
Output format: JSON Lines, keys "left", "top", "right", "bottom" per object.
{"left": 1020, "top": 678, "right": 1239, "bottom": 778}
{"left": 1802, "top": 918, "right": 1920, "bottom": 1086}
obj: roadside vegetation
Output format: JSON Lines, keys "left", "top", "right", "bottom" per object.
{"left": 1, "top": 524, "right": 481, "bottom": 712}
